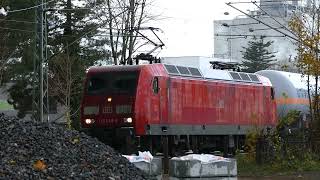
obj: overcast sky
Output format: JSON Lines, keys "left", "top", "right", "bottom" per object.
{"left": 153, "top": 0, "right": 256, "bottom": 57}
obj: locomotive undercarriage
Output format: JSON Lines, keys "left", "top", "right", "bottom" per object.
{"left": 86, "top": 127, "right": 246, "bottom": 157}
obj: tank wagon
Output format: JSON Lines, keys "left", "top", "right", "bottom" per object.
{"left": 81, "top": 64, "right": 277, "bottom": 155}
{"left": 256, "top": 70, "right": 312, "bottom": 121}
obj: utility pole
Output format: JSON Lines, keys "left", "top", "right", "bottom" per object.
{"left": 128, "top": 0, "right": 135, "bottom": 65}
{"left": 33, "top": 0, "right": 49, "bottom": 122}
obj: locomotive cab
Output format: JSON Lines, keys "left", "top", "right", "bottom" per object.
{"left": 81, "top": 66, "right": 140, "bottom": 131}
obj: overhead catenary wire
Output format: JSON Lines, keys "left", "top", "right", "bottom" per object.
{"left": 47, "top": 8, "right": 130, "bottom": 61}
{"left": 5, "top": 0, "right": 55, "bottom": 13}
{"left": 3, "top": 1, "right": 151, "bottom": 122}
{"left": 0, "top": 19, "right": 39, "bottom": 24}
{"left": 217, "top": 21, "right": 260, "bottom": 35}
{"left": 45, "top": 4, "right": 156, "bottom": 62}
{"left": 215, "top": 33, "right": 287, "bottom": 38}
{"left": 226, "top": 2, "right": 299, "bottom": 41}
{"left": 250, "top": 26, "right": 284, "bottom": 31}
{"left": 227, "top": 36, "right": 248, "bottom": 40}
{"left": 48, "top": 33, "right": 144, "bottom": 38}
{"left": 251, "top": 0, "right": 298, "bottom": 38}
{"left": 46, "top": 6, "right": 130, "bottom": 12}
{"left": 2, "top": 1, "right": 159, "bottom": 56}
{"left": 228, "top": 0, "right": 300, "bottom": 4}
{"left": 226, "top": 1, "right": 320, "bottom": 53}
{"left": 4, "top": 0, "right": 131, "bottom": 14}
{"left": 0, "top": 26, "right": 35, "bottom": 33}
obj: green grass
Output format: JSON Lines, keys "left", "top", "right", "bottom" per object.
{"left": 0, "top": 100, "right": 13, "bottom": 110}
{"left": 236, "top": 153, "right": 320, "bottom": 177}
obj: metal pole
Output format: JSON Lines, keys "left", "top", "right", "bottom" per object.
{"left": 34, "top": 0, "right": 48, "bottom": 122}
{"left": 45, "top": 9, "right": 49, "bottom": 123}
{"left": 40, "top": 0, "right": 44, "bottom": 122}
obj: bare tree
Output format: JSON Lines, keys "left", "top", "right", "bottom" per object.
{"left": 106, "top": 0, "right": 158, "bottom": 65}
{"left": 49, "top": 52, "right": 82, "bottom": 128}
{"left": 289, "top": 0, "right": 320, "bottom": 148}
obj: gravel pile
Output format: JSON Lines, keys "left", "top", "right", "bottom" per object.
{"left": 0, "top": 114, "right": 149, "bottom": 180}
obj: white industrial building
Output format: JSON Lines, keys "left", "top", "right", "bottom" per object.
{"left": 213, "top": 0, "right": 312, "bottom": 71}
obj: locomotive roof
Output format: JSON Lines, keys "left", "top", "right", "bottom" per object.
{"left": 163, "top": 64, "right": 266, "bottom": 85}
{"left": 86, "top": 64, "right": 271, "bottom": 86}
{"left": 87, "top": 65, "right": 141, "bottom": 74}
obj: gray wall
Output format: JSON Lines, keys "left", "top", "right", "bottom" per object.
{"left": 214, "top": 16, "right": 297, "bottom": 64}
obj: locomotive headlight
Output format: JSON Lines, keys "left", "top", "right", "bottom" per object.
{"left": 85, "top": 118, "right": 95, "bottom": 125}
{"left": 124, "top": 117, "right": 133, "bottom": 123}
{"left": 107, "top": 97, "right": 112, "bottom": 102}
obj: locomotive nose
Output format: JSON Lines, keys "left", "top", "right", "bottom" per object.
{"left": 99, "top": 95, "right": 135, "bottom": 126}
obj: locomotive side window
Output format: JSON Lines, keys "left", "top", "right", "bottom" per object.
{"left": 271, "top": 87, "right": 275, "bottom": 100}
{"left": 153, "top": 77, "right": 159, "bottom": 94}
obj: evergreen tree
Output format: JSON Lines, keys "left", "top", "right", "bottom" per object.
{"left": 0, "top": 0, "right": 37, "bottom": 118}
{"left": 1, "top": 0, "right": 157, "bottom": 127}
{"left": 241, "top": 36, "right": 276, "bottom": 73}
{"left": 1, "top": 0, "right": 111, "bottom": 123}
{"left": 47, "top": 0, "right": 111, "bottom": 127}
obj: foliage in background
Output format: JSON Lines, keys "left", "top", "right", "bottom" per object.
{"left": 0, "top": 0, "right": 110, "bottom": 127}
{"left": 276, "top": 110, "right": 300, "bottom": 131}
{"left": 0, "top": 0, "right": 36, "bottom": 118}
{"left": 242, "top": 126, "right": 261, "bottom": 162}
{"left": 0, "top": 0, "right": 35, "bottom": 86}
{"left": 0, "top": 0, "right": 158, "bottom": 128}
{"left": 288, "top": 2, "right": 320, "bottom": 138}
{"left": 238, "top": 110, "right": 320, "bottom": 176}
{"left": 237, "top": 150, "right": 320, "bottom": 176}
{"left": 241, "top": 36, "right": 276, "bottom": 73}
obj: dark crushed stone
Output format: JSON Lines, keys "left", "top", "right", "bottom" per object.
{"left": 0, "top": 113, "right": 150, "bottom": 180}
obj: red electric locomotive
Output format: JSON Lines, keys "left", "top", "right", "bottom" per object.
{"left": 81, "top": 63, "right": 277, "bottom": 155}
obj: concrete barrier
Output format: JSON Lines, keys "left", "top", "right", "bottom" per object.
{"left": 132, "top": 157, "right": 162, "bottom": 176}
{"left": 169, "top": 158, "right": 237, "bottom": 178}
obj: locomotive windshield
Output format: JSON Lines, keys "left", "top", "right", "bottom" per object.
{"left": 86, "top": 72, "right": 139, "bottom": 95}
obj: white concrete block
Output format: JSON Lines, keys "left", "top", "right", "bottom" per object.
{"left": 169, "top": 158, "right": 237, "bottom": 178}
{"left": 132, "top": 157, "right": 162, "bottom": 176}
